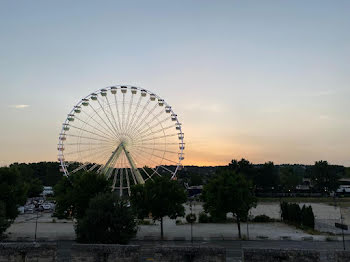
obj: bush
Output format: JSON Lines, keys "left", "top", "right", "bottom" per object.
{"left": 252, "top": 214, "right": 272, "bottom": 222}
{"left": 186, "top": 213, "right": 197, "bottom": 223}
{"left": 75, "top": 193, "right": 137, "bottom": 244}
{"left": 198, "top": 212, "right": 210, "bottom": 223}
{"left": 280, "top": 202, "right": 315, "bottom": 229}
{"left": 301, "top": 205, "right": 315, "bottom": 229}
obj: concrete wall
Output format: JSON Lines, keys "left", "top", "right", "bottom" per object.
{"left": 243, "top": 248, "right": 320, "bottom": 262}
{"left": 0, "top": 242, "right": 56, "bottom": 262}
{"left": 70, "top": 244, "right": 140, "bottom": 262}
{"left": 154, "top": 246, "right": 225, "bottom": 262}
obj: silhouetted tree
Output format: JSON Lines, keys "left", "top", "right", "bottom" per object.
{"left": 75, "top": 192, "right": 137, "bottom": 244}
{"left": 54, "top": 171, "right": 110, "bottom": 219}
{"left": 130, "top": 177, "right": 186, "bottom": 240}
{"left": 202, "top": 168, "right": 257, "bottom": 239}
{"left": 311, "top": 160, "right": 340, "bottom": 193}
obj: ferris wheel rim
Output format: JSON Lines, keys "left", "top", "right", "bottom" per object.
{"left": 58, "top": 85, "right": 184, "bottom": 183}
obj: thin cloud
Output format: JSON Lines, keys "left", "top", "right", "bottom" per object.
{"left": 9, "top": 104, "right": 30, "bottom": 109}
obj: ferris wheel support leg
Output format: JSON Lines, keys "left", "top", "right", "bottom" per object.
{"left": 121, "top": 144, "right": 145, "bottom": 185}
{"left": 101, "top": 144, "right": 123, "bottom": 176}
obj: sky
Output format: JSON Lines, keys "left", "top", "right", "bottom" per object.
{"left": 0, "top": 0, "right": 349, "bottom": 166}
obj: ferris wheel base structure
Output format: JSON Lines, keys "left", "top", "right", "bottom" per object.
{"left": 58, "top": 85, "right": 184, "bottom": 196}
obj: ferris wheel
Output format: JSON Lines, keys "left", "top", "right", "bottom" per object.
{"left": 57, "top": 85, "right": 184, "bottom": 196}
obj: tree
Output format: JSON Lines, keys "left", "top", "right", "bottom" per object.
{"left": 0, "top": 167, "right": 27, "bottom": 237}
{"left": 255, "top": 161, "right": 279, "bottom": 190}
{"left": 75, "top": 192, "right": 137, "bottom": 244}
{"left": 280, "top": 166, "right": 302, "bottom": 192}
{"left": 311, "top": 160, "right": 339, "bottom": 193}
{"left": 130, "top": 176, "right": 187, "bottom": 240}
{"left": 54, "top": 171, "right": 110, "bottom": 219}
{"left": 202, "top": 168, "right": 257, "bottom": 239}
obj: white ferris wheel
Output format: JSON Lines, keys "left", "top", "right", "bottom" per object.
{"left": 57, "top": 85, "right": 184, "bottom": 196}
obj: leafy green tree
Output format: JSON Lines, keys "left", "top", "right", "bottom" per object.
{"left": 0, "top": 167, "right": 27, "bottom": 237}
{"left": 189, "top": 173, "right": 203, "bottom": 186}
{"left": 26, "top": 178, "right": 43, "bottom": 197}
{"left": 301, "top": 205, "right": 315, "bottom": 229}
{"left": 130, "top": 176, "right": 186, "bottom": 240}
{"left": 0, "top": 201, "right": 11, "bottom": 237}
{"left": 75, "top": 192, "right": 137, "bottom": 244}
{"left": 256, "top": 161, "right": 279, "bottom": 190}
{"left": 202, "top": 169, "right": 257, "bottom": 239}
{"left": 54, "top": 171, "right": 110, "bottom": 219}
{"left": 229, "top": 158, "right": 257, "bottom": 183}
{"left": 311, "top": 161, "right": 340, "bottom": 193}
{"left": 280, "top": 166, "right": 302, "bottom": 192}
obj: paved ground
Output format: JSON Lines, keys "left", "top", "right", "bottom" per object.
{"left": 6, "top": 212, "right": 331, "bottom": 242}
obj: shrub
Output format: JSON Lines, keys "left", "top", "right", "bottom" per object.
{"left": 301, "top": 205, "right": 315, "bottom": 229}
{"left": 280, "top": 202, "right": 315, "bottom": 229}
{"left": 198, "top": 212, "right": 210, "bottom": 223}
{"left": 75, "top": 193, "right": 137, "bottom": 244}
{"left": 186, "top": 213, "right": 197, "bottom": 223}
{"left": 252, "top": 214, "right": 272, "bottom": 222}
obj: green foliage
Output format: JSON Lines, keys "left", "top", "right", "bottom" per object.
{"left": 301, "top": 205, "right": 315, "bottom": 229}
{"left": 256, "top": 161, "right": 279, "bottom": 190}
{"left": 186, "top": 213, "right": 197, "bottom": 223}
{"left": 0, "top": 167, "right": 27, "bottom": 220}
{"left": 130, "top": 176, "right": 186, "bottom": 239}
{"left": 252, "top": 214, "right": 273, "bottom": 223}
{"left": 311, "top": 160, "right": 340, "bottom": 193}
{"left": 75, "top": 192, "right": 137, "bottom": 244}
{"left": 0, "top": 201, "right": 11, "bottom": 237}
{"left": 280, "top": 202, "right": 315, "bottom": 229}
{"left": 198, "top": 212, "right": 210, "bottom": 223}
{"left": 202, "top": 168, "right": 257, "bottom": 238}
{"left": 279, "top": 166, "right": 302, "bottom": 192}
{"left": 10, "top": 162, "right": 62, "bottom": 187}
{"left": 0, "top": 167, "right": 28, "bottom": 237}
{"left": 26, "top": 178, "right": 43, "bottom": 197}
{"left": 54, "top": 171, "right": 110, "bottom": 219}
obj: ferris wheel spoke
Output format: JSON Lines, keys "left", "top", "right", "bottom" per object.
{"left": 74, "top": 115, "right": 116, "bottom": 141}
{"left": 64, "top": 143, "right": 114, "bottom": 157}
{"left": 135, "top": 145, "right": 178, "bottom": 155}
{"left": 122, "top": 93, "right": 126, "bottom": 132}
{"left": 125, "top": 94, "right": 142, "bottom": 135}
{"left": 66, "top": 134, "right": 111, "bottom": 143}
{"left": 128, "top": 99, "right": 150, "bottom": 134}
{"left": 68, "top": 124, "right": 114, "bottom": 142}
{"left": 137, "top": 124, "right": 175, "bottom": 141}
{"left": 129, "top": 150, "right": 161, "bottom": 178}
{"left": 130, "top": 103, "right": 158, "bottom": 135}
{"left": 124, "top": 94, "right": 134, "bottom": 133}
{"left": 130, "top": 150, "right": 171, "bottom": 178}
{"left": 136, "top": 133, "right": 178, "bottom": 143}
{"left": 80, "top": 108, "right": 118, "bottom": 140}
{"left": 104, "top": 96, "right": 122, "bottom": 134}
{"left": 132, "top": 146, "right": 178, "bottom": 164}
{"left": 113, "top": 94, "right": 123, "bottom": 132}
{"left": 134, "top": 108, "right": 165, "bottom": 136}
{"left": 96, "top": 97, "right": 121, "bottom": 139}
{"left": 68, "top": 144, "right": 115, "bottom": 163}
{"left": 138, "top": 116, "right": 171, "bottom": 136}
{"left": 89, "top": 103, "right": 119, "bottom": 139}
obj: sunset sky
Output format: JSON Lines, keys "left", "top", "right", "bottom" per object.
{"left": 1, "top": 0, "right": 349, "bottom": 166}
